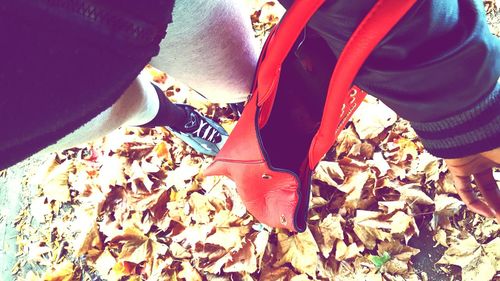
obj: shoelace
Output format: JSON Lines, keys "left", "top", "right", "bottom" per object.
{"left": 185, "top": 112, "right": 222, "bottom": 143}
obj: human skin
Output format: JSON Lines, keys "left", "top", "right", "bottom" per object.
{"left": 445, "top": 147, "right": 500, "bottom": 223}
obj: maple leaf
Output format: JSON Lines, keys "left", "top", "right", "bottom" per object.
{"left": 317, "top": 257, "right": 338, "bottom": 280}
{"left": 35, "top": 157, "right": 74, "bottom": 203}
{"left": 348, "top": 142, "right": 375, "bottom": 161}
{"left": 409, "top": 151, "right": 441, "bottom": 183}
{"left": 165, "top": 156, "right": 202, "bottom": 189}
{"left": 367, "top": 152, "right": 391, "bottom": 177}
{"left": 169, "top": 241, "right": 192, "bottom": 259}
{"left": 437, "top": 235, "right": 499, "bottom": 281}
{"left": 313, "top": 161, "right": 345, "bottom": 187}
{"left": 389, "top": 211, "right": 414, "bottom": 234}
{"left": 337, "top": 168, "right": 370, "bottom": 195}
{"left": 224, "top": 239, "right": 258, "bottom": 273}
{"left": 393, "top": 137, "right": 420, "bottom": 162}
{"left": 178, "top": 261, "right": 202, "bottom": 281}
{"left": 275, "top": 229, "right": 320, "bottom": 276}
{"left": 313, "top": 214, "right": 344, "bottom": 258}
{"left": 344, "top": 171, "right": 375, "bottom": 210}
{"left": 109, "top": 261, "right": 136, "bottom": 281}
{"left": 398, "top": 184, "right": 434, "bottom": 206}
{"left": 353, "top": 210, "right": 393, "bottom": 250}
{"left": 335, "top": 126, "right": 362, "bottom": 158}
{"left": 431, "top": 194, "right": 464, "bottom": 229}
{"left": 335, "top": 240, "right": 363, "bottom": 261}
{"left": 188, "top": 192, "right": 216, "bottom": 224}
{"left": 338, "top": 256, "right": 384, "bottom": 280}
{"left": 252, "top": 230, "right": 270, "bottom": 271}
{"left": 129, "top": 188, "right": 169, "bottom": 214}
{"left": 434, "top": 229, "right": 449, "bottom": 247}
{"left": 75, "top": 222, "right": 103, "bottom": 256}
{"left": 94, "top": 248, "right": 117, "bottom": 278}
{"left": 436, "top": 172, "right": 458, "bottom": 194}
{"left": 152, "top": 140, "right": 173, "bottom": 163}
{"left": 194, "top": 243, "right": 231, "bottom": 274}
{"left": 171, "top": 224, "right": 213, "bottom": 249}
{"left": 205, "top": 225, "right": 251, "bottom": 250}
{"left": 128, "top": 160, "right": 155, "bottom": 193}
{"left": 352, "top": 99, "right": 397, "bottom": 140}
{"left": 42, "top": 260, "right": 75, "bottom": 281}
{"left": 376, "top": 240, "right": 420, "bottom": 274}
{"left": 211, "top": 209, "right": 247, "bottom": 227}
{"left": 96, "top": 154, "right": 128, "bottom": 189}
{"left": 113, "top": 227, "right": 150, "bottom": 263}
{"left": 378, "top": 240, "right": 420, "bottom": 262}
{"left": 259, "top": 266, "right": 302, "bottom": 281}
{"left": 378, "top": 201, "right": 406, "bottom": 214}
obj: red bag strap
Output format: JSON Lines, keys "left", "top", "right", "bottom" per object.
{"left": 253, "top": 0, "right": 417, "bottom": 168}
{"left": 255, "top": 0, "right": 325, "bottom": 105}
{"left": 308, "top": 0, "right": 416, "bottom": 168}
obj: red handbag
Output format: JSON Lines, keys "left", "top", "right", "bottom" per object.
{"left": 204, "top": 0, "right": 417, "bottom": 232}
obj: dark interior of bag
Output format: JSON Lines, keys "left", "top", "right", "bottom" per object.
{"left": 258, "top": 30, "right": 337, "bottom": 230}
{"left": 259, "top": 29, "right": 336, "bottom": 176}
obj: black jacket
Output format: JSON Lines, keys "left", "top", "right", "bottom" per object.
{"left": 279, "top": 0, "right": 500, "bottom": 157}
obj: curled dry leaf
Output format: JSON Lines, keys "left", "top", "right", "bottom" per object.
{"left": 312, "top": 213, "right": 344, "bottom": 258}
{"left": 437, "top": 235, "right": 499, "bottom": 281}
{"left": 42, "top": 260, "right": 75, "bottom": 281}
{"left": 368, "top": 152, "right": 391, "bottom": 177}
{"left": 398, "top": 184, "right": 434, "bottom": 206}
{"left": 94, "top": 248, "right": 117, "bottom": 278}
{"left": 352, "top": 100, "right": 397, "bottom": 140}
{"left": 335, "top": 240, "right": 363, "bottom": 261}
{"left": 224, "top": 239, "right": 258, "bottom": 273}
{"left": 178, "top": 261, "right": 202, "bottom": 281}
{"left": 276, "top": 229, "right": 320, "bottom": 276}
{"left": 37, "top": 157, "right": 74, "bottom": 203}
{"left": 313, "top": 161, "right": 345, "bottom": 187}
{"left": 352, "top": 210, "right": 417, "bottom": 250}
{"left": 258, "top": 266, "right": 300, "bottom": 281}
{"left": 188, "top": 192, "right": 216, "bottom": 224}
{"left": 205, "top": 225, "right": 251, "bottom": 250}
{"left": 336, "top": 126, "right": 362, "bottom": 157}
{"left": 431, "top": 194, "right": 464, "bottom": 229}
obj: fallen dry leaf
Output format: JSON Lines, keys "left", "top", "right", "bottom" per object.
{"left": 42, "top": 260, "right": 75, "bottom": 281}
{"left": 276, "top": 229, "right": 320, "bottom": 276}
{"left": 437, "top": 235, "right": 499, "bottom": 281}
{"left": 352, "top": 99, "right": 397, "bottom": 140}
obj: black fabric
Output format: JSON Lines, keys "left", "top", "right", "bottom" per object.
{"left": 277, "top": 0, "right": 500, "bottom": 157}
{"left": 411, "top": 82, "right": 500, "bottom": 158}
{"left": 0, "top": 0, "right": 174, "bottom": 170}
{"left": 141, "top": 84, "right": 188, "bottom": 129}
{"left": 278, "top": 0, "right": 500, "bottom": 122}
{"left": 260, "top": 32, "right": 334, "bottom": 175}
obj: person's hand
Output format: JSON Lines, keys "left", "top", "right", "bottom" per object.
{"left": 444, "top": 147, "right": 500, "bottom": 223}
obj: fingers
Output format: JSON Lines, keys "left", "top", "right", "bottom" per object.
{"left": 473, "top": 170, "right": 500, "bottom": 222}
{"left": 451, "top": 173, "right": 496, "bottom": 218}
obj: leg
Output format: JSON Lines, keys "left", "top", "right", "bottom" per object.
{"left": 39, "top": 73, "right": 160, "bottom": 154}
{"left": 150, "top": 0, "right": 259, "bottom": 103}
{"left": 39, "top": 72, "right": 228, "bottom": 157}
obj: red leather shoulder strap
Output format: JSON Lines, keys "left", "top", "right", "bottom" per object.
{"left": 308, "top": 0, "right": 417, "bottom": 169}
{"left": 256, "top": 0, "right": 325, "bottom": 106}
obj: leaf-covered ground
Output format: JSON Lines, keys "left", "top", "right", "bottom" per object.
{"left": 12, "top": 1, "right": 500, "bottom": 281}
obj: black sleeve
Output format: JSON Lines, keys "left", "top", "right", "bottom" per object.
{"left": 279, "top": 0, "right": 500, "bottom": 158}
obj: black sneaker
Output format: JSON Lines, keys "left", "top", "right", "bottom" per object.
{"left": 168, "top": 104, "right": 228, "bottom": 156}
